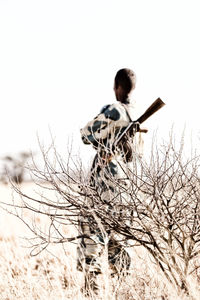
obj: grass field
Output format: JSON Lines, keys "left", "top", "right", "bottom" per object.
{"left": 0, "top": 183, "right": 199, "bottom": 300}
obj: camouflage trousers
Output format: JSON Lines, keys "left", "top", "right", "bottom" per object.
{"left": 77, "top": 156, "right": 132, "bottom": 276}
{"left": 77, "top": 216, "right": 131, "bottom": 275}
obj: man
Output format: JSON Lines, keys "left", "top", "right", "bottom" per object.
{"left": 77, "top": 68, "right": 144, "bottom": 291}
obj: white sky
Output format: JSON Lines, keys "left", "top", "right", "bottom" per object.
{"left": 0, "top": 0, "right": 199, "bottom": 161}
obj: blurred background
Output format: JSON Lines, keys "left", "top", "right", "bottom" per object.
{"left": 0, "top": 0, "right": 199, "bottom": 178}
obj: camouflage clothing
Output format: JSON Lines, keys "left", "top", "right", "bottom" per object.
{"left": 77, "top": 99, "right": 140, "bottom": 274}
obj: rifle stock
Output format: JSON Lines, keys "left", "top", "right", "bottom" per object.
{"left": 136, "top": 97, "right": 165, "bottom": 124}
{"left": 114, "top": 97, "right": 165, "bottom": 147}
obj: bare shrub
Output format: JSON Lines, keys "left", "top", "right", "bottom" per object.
{"left": 2, "top": 134, "right": 200, "bottom": 297}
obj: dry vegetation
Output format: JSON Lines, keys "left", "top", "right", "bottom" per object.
{"left": 1, "top": 185, "right": 197, "bottom": 300}
{"left": 0, "top": 135, "right": 200, "bottom": 299}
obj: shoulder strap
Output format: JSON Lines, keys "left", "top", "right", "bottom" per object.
{"left": 121, "top": 103, "right": 133, "bottom": 122}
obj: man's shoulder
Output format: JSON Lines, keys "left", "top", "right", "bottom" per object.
{"left": 100, "top": 104, "right": 111, "bottom": 114}
{"left": 99, "top": 102, "right": 126, "bottom": 121}
{"left": 100, "top": 102, "right": 125, "bottom": 113}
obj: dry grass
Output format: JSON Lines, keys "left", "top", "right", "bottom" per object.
{"left": 0, "top": 183, "right": 200, "bottom": 300}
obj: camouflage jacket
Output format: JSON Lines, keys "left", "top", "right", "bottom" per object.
{"left": 80, "top": 99, "right": 138, "bottom": 156}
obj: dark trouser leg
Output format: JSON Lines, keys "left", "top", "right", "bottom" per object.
{"left": 108, "top": 238, "right": 131, "bottom": 276}
{"left": 84, "top": 271, "right": 99, "bottom": 293}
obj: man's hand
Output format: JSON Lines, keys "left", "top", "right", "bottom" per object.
{"left": 139, "top": 128, "right": 148, "bottom": 133}
{"left": 134, "top": 122, "right": 148, "bottom": 133}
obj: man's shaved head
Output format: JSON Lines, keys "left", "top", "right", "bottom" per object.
{"left": 114, "top": 68, "right": 136, "bottom": 94}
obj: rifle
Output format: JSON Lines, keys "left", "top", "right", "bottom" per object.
{"left": 114, "top": 97, "right": 165, "bottom": 148}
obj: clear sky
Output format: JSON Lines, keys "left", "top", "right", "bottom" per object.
{"left": 0, "top": 0, "right": 199, "bottom": 161}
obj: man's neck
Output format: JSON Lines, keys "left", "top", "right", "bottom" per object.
{"left": 117, "top": 94, "right": 130, "bottom": 104}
